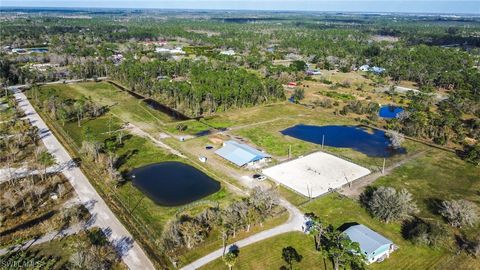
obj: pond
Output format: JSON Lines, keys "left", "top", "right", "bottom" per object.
{"left": 129, "top": 162, "right": 220, "bottom": 206}
{"left": 107, "top": 81, "right": 191, "bottom": 120}
{"left": 281, "top": 125, "right": 406, "bottom": 157}
{"left": 379, "top": 105, "right": 404, "bottom": 119}
{"left": 29, "top": 48, "right": 49, "bottom": 53}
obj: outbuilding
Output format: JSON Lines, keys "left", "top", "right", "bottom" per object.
{"left": 359, "top": 64, "right": 370, "bottom": 71}
{"left": 343, "top": 224, "right": 395, "bottom": 264}
{"left": 215, "top": 140, "right": 271, "bottom": 167}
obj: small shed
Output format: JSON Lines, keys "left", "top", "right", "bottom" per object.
{"left": 215, "top": 140, "right": 270, "bottom": 167}
{"left": 371, "top": 66, "right": 386, "bottom": 74}
{"left": 359, "top": 65, "right": 370, "bottom": 71}
{"left": 343, "top": 224, "right": 395, "bottom": 264}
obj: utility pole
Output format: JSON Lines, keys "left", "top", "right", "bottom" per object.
{"left": 382, "top": 158, "right": 386, "bottom": 174}
{"left": 322, "top": 134, "right": 325, "bottom": 149}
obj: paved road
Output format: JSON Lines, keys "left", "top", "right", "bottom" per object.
{"left": 10, "top": 87, "right": 155, "bottom": 270}
{"left": 179, "top": 198, "right": 304, "bottom": 270}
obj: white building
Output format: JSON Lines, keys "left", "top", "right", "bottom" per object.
{"left": 359, "top": 64, "right": 370, "bottom": 71}
{"left": 220, "top": 49, "right": 235, "bottom": 56}
{"left": 155, "top": 47, "right": 185, "bottom": 55}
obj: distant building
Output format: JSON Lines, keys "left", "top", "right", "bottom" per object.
{"left": 359, "top": 64, "right": 370, "bottom": 71}
{"left": 343, "top": 224, "right": 395, "bottom": 264}
{"left": 306, "top": 69, "right": 322, "bottom": 75}
{"left": 358, "top": 64, "right": 385, "bottom": 74}
{"left": 371, "top": 66, "right": 386, "bottom": 74}
{"left": 11, "top": 48, "right": 28, "bottom": 54}
{"left": 155, "top": 47, "right": 185, "bottom": 55}
{"left": 287, "top": 82, "right": 298, "bottom": 88}
{"left": 220, "top": 49, "right": 235, "bottom": 56}
{"left": 215, "top": 140, "right": 271, "bottom": 167}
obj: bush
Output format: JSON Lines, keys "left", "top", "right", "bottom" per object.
{"left": 403, "top": 218, "right": 450, "bottom": 248}
{"left": 439, "top": 199, "right": 479, "bottom": 228}
{"left": 362, "top": 186, "right": 418, "bottom": 223}
{"left": 463, "top": 144, "right": 480, "bottom": 166}
{"left": 176, "top": 123, "right": 188, "bottom": 131}
{"left": 291, "top": 88, "right": 305, "bottom": 103}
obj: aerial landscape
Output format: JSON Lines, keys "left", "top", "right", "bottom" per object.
{"left": 0, "top": 1, "right": 479, "bottom": 269}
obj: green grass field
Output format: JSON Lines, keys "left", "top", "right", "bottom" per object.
{"left": 233, "top": 108, "right": 428, "bottom": 171}
{"left": 39, "top": 82, "right": 175, "bottom": 135}
{"left": 30, "top": 83, "right": 297, "bottom": 267}
{"left": 203, "top": 149, "right": 480, "bottom": 270}
{"left": 200, "top": 232, "right": 325, "bottom": 270}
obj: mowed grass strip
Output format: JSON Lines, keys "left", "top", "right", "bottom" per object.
{"left": 202, "top": 149, "right": 480, "bottom": 270}
{"left": 200, "top": 232, "right": 326, "bottom": 270}
{"left": 31, "top": 84, "right": 243, "bottom": 263}
{"left": 41, "top": 82, "right": 175, "bottom": 135}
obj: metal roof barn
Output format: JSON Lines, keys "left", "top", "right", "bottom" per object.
{"left": 215, "top": 140, "right": 270, "bottom": 167}
{"left": 344, "top": 224, "right": 394, "bottom": 263}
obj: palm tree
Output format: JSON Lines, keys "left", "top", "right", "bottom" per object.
{"left": 323, "top": 226, "right": 366, "bottom": 270}
{"left": 305, "top": 212, "right": 325, "bottom": 251}
{"left": 222, "top": 251, "right": 238, "bottom": 270}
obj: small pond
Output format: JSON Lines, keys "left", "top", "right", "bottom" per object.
{"left": 29, "top": 48, "right": 49, "bottom": 53}
{"left": 379, "top": 105, "right": 404, "bottom": 119}
{"left": 281, "top": 125, "right": 406, "bottom": 157}
{"left": 129, "top": 162, "right": 220, "bottom": 206}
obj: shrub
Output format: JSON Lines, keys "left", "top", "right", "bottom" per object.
{"left": 176, "top": 123, "right": 188, "bottom": 131}
{"left": 385, "top": 130, "right": 405, "bottom": 149}
{"left": 403, "top": 218, "right": 449, "bottom": 248}
{"left": 362, "top": 186, "right": 418, "bottom": 223}
{"left": 291, "top": 88, "right": 305, "bottom": 103}
{"left": 439, "top": 199, "right": 479, "bottom": 228}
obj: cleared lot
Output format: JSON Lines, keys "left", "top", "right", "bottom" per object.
{"left": 263, "top": 151, "right": 370, "bottom": 197}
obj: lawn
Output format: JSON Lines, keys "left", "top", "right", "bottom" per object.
{"left": 300, "top": 192, "right": 480, "bottom": 270}
{"left": 39, "top": 82, "right": 175, "bottom": 136}
{"left": 179, "top": 211, "right": 289, "bottom": 267}
{"left": 372, "top": 149, "right": 480, "bottom": 239}
{"left": 200, "top": 232, "right": 325, "bottom": 270}
{"left": 29, "top": 83, "right": 245, "bottom": 267}
{"left": 203, "top": 150, "right": 480, "bottom": 270}
{"left": 233, "top": 107, "right": 428, "bottom": 171}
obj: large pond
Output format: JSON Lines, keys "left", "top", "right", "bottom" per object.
{"left": 129, "top": 162, "right": 220, "bottom": 206}
{"left": 379, "top": 105, "right": 404, "bottom": 119}
{"left": 281, "top": 125, "right": 406, "bottom": 157}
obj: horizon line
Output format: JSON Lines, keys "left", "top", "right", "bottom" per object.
{"left": 1, "top": 6, "right": 480, "bottom": 16}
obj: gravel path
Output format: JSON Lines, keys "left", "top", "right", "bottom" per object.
{"left": 9, "top": 87, "right": 155, "bottom": 270}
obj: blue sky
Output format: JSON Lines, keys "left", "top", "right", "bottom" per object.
{"left": 1, "top": 1, "right": 479, "bottom": 14}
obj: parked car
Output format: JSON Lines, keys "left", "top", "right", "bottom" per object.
{"left": 253, "top": 174, "right": 267, "bottom": 181}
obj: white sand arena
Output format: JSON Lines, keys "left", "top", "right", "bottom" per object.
{"left": 263, "top": 152, "right": 370, "bottom": 197}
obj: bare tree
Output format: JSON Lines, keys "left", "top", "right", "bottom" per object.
{"left": 364, "top": 186, "right": 418, "bottom": 223}
{"left": 439, "top": 199, "right": 479, "bottom": 228}
{"left": 386, "top": 130, "right": 405, "bottom": 149}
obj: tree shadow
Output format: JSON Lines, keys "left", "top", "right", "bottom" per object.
{"left": 424, "top": 197, "right": 443, "bottom": 216}
{"left": 337, "top": 222, "right": 360, "bottom": 232}
{"left": 359, "top": 186, "right": 377, "bottom": 208}
{"left": 112, "top": 236, "right": 134, "bottom": 258}
{"left": 228, "top": 244, "right": 240, "bottom": 256}
{"left": 116, "top": 149, "right": 139, "bottom": 171}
